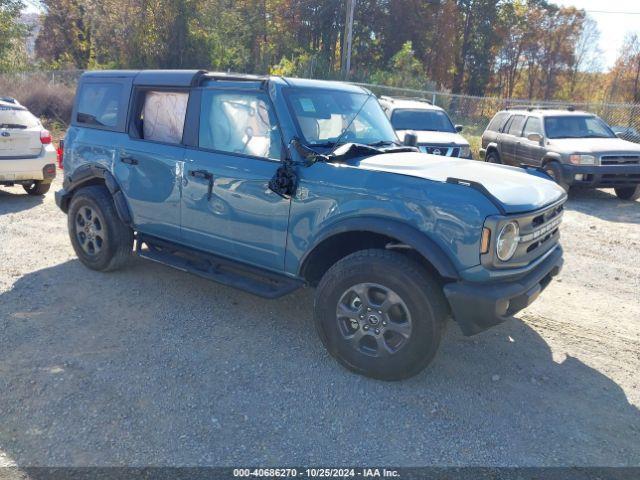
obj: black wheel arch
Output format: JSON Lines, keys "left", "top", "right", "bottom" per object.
{"left": 58, "top": 164, "right": 132, "bottom": 226}
{"left": 298, "top": 216, "right": 459, "bottom": 286}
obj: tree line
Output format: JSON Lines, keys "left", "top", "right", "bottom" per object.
{"left": 1, "top": 0, "right": 639, "bottom": 104}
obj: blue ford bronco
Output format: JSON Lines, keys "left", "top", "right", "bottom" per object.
{"left": 56, "top": 70, "right": 566, "bottom": 380}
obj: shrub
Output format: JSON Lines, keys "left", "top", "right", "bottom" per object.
{"left": 0, "top": 75, "right": 75, "bottom": 125}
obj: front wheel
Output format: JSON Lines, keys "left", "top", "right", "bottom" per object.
{"left": 543, "top": 161, "right": 570, "bottom": 192}
{"left": 23, "top": 181, "right": 51, "bottom": 196}
{"left": 614, "top": 185, "right": 640, "bottom": 201}
{"left": 486, "top": 151, "right": 501, "bottom": 164}
{"left": 314, "top": 249, "right": 448, "bottom": 381}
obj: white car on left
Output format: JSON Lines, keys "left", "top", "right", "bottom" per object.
{"left": 0, "top": 96, "right": 56, "bottom": 195}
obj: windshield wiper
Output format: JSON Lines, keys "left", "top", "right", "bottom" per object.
{"left": 77, "top": 113, "right": 105, "bottom": 126}
{"left": 0, "top": 123, "right": 27, "bottom": 129}
{"left": 368, "top": 140, "right": 402, "bottom": 147}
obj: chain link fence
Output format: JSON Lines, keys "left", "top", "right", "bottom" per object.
{"left": 354, "top": 83, "right": 640, "bottom": 156}
{"left": 1, "top": 71, "right": 639, "bottom": 155}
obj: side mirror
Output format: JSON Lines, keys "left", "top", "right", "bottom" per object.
{"left": 615, "top": 132, "right": 624, "bottom": 139}
{"left": 403, "top": 132, "right": 418, "bottom": 147}
{"left": 455, "top": 125, "right": 463, "bottom": 133}
{"left": 527, "top": 133, "right": 543, "bottom": 144}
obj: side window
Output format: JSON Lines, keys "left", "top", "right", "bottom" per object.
{"left": 131, "top": 90, "right": 189, "bottom": 144}
{"left": 199, "top": 90, "right": 282, "bottom": 160}
{"left": 523, "top": 117, "right": 543, "bottom": 137}
{"left": 501, "top": 115, "right": 514, "bottom": 133}
{"left": 487, "top": 112, "right": 508, "bottom": 132}
{"left": 507, "top": 115, "right": 526, "bottom": 136}
{"left": 77, "top": 83, "right": 122, "bottom": 128}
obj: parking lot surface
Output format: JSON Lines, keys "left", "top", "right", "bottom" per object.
{"left": 1, "top": 177, "right": 639, "bottom": 467}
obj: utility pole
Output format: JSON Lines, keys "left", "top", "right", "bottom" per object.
{"left": 342, "top": 0, "right": 355, "bottom": 80}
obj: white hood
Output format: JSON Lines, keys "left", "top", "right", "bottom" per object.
{"left": 356, "top": 152, "right": 566, "bottom": 214}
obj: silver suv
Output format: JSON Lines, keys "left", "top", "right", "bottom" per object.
{"left": 378, "top": 96, "right": 472, "bottom": 159}
{"left": 480, "top": 107, "right": 640, "bottom": 200}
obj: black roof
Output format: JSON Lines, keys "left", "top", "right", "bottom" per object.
{"left": 81, "top": 70, "right": 269, "bottom": 87}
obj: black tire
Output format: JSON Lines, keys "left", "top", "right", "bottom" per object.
{"left": 543, "top": 161, "right": 570, "bottom": 192}
{"left": 23, "top": 181, "right": 51, "bottom": 196}
{"left": 67, "top": 185, "right": 133, "bottom": 272}
{"left": 486, "top": 150, "right": 501, "bottom": 164}
{"left": 614, "top": 185, "right": 640, "bottom": 201}
{"left": 314, "top": 249, "right": 448, "bottom": 381}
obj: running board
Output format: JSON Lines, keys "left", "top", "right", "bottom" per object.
{"left": 135, "top": 234, "right": 303, "bottom": 299}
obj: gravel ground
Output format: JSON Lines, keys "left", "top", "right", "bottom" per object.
{"left": 0, "top": 177, "right": 639, "bottom": 467}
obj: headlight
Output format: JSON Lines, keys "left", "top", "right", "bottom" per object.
{"left": 459, "top": 146, "right": 471, "bottom": 158}
{"left": 569, "top": 154, "right": 596, "bottom": 165}
{"left": 496, "top": 221, "right": 519, "bottom": 261}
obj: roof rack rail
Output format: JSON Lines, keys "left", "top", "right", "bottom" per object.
{"left": 379, "top": 95, "right": 432, "bottom": 105}
{"left": 503, "top": 105, "right": 577, "bottom": 112}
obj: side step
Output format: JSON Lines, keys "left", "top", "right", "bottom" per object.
{"left": 135, "top": 234, "right": 303, "bottom": 299}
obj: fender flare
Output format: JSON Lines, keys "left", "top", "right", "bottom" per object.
{"left": 58, "top": 164, "right": 132, "bottom": 225}
{"left": 298, "top": 216, "right": 460, "bottom": 280}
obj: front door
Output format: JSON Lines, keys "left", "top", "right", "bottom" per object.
{"left": 517, "top": 116, "right": 546, "bottom": 166}
{"left": 181, "top": 85, "right": 290, "bottom": 272}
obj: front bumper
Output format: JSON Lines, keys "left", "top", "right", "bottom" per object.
{"left": 443, "top": 245, "right": 563, "bottom": 336}
{"left": 560, "top": 163, "right": 640, "bottom": 188}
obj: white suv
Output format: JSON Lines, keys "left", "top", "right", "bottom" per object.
{"left": 0, "top": 97, "right": 56, "bottom": 195}
{"left": 378, "top": 96, "right": 472, "bottom": 159}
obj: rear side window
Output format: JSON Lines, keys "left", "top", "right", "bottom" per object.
{"left": 141, "top": 91, "right": 189, "bottom": 144}
{"left": 76, "top": 83, "right": 122, "bottom": 128}
{"left": 507, "top": 115, "right": 526, "bottom": 136}
{"left": 487, "top": 112, "right": 508, "bottom": 132}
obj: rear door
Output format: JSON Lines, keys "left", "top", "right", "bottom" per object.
{"left": 501, "top": 114, "right": 526, "bottom": 165}
{"left": 114, "top": 87, "right": 189, "bottom": 241}
{"left": 517, "top": 116, "right": 545, "bottom": 166}
{"left": 181, "top": 82, "right": 290, "bottom": 271}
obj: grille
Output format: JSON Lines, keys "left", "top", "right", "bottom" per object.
{"left": 420, "top": 145, "right": 460, "bottom": 157}
{"left": 601, "top": 155, "right": 640, "bottom": 165}
{"left": 487, "top": 201, "right": 564, "bottom": 269}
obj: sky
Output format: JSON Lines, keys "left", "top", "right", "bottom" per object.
{"left": 22, "top": 0, "right": 640, "bottom": 72}
{"left": 556, "top": 0, "right": 640, "bottom": 70}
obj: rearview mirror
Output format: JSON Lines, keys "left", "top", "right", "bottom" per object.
{"left": 403, "top": 132, "right": 418, "bottom": 147}
{"left": 527, "top": 133, "right": 543, "bottom": 143}
{"left": 455, "top": 125, "right": 463, "bottom": 132}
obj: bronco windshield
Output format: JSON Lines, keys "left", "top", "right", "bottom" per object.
{"left": 391, "top": 109, "right": 456, "bottom": 133}
{"left": 286, "top": 90, "right": 398, "bottom": 148}
{"left": 544, "top": 115, "right": 615, "bottom": 139}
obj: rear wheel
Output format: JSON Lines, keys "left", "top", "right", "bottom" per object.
{"left": 486, "top": 150, "right": 501, "bottom": 164}
{"left": 314, "top": 249, "right": 448, "bottom": 381}
{"left": 67, "top": 185, "right": 133, "bottom": 271}
{"left": 543, "top": 161, "right": 570, "bottom": 192}
{"left": 614, "top": 185, "right": 640, "bottom": 201}
{"left": 23, "top": 181, "right": 51, "bottom": 196}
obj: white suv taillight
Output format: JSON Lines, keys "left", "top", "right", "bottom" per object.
{"left": 40, "top": 129, "right": 52, "bottom": 145}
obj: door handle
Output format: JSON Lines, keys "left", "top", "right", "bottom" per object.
{"left": 189, "top": 169, "right": 214, "bottom": 200}
{"left": 120, "top": 154, "right": 138, "bottom": 165}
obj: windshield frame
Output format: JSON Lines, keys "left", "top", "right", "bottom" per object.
{"left": 390, "top": 108, "right": 456, "bottom": 133}
{"left": 543, "top": 115, "right": 616, "bottom": 139}
{"left": 283, "top": 87, "right": 398, "bottom": 149}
